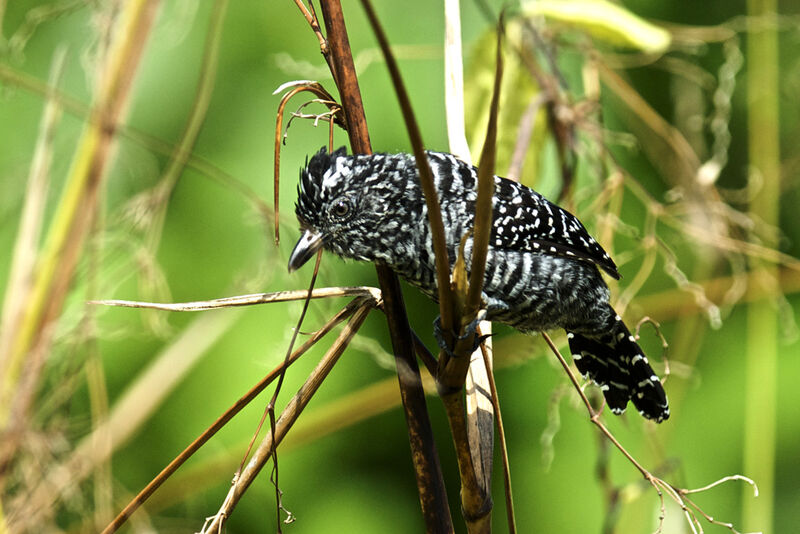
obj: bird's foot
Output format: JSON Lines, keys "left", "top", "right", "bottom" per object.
{"left": 433, "top": 310, "right": 489, "bottom": 359}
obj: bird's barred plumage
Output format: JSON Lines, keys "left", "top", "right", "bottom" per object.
{"left": 290, "top": 146, "right": 669, "bottom": 422}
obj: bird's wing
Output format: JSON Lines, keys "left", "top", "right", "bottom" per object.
{"left": 488, "top": 176, "right": 621, "bottom": 279}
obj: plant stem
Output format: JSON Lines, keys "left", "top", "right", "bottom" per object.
{"left": 0, "top": 0, "right": 160, "bottom": 428}
{"left": 318, "top": 2, "right": 454, "bottom": 531}
{"left": 743, "top": 1, "right": 780, "bottom": 532}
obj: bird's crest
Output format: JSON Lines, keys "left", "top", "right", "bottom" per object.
{"left": 296, "top": 146, "right": 349, "bottom": 226}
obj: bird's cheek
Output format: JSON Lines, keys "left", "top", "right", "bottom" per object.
{"left": 326, "top": 231, "right": 355, "bottom": 258}
{"left": 331, "top": 231, "right": 368, "bottom": 262}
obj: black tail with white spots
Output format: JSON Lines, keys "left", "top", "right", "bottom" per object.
{"left": 566, "top": 309, "right": 669, "bottom": 423}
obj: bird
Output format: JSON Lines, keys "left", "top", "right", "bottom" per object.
{"left": 288, "top": 146, "right": 669, "bottom": 422}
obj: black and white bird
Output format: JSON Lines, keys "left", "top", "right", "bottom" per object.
{"left": 288, "top": 146, "right": 669, "bottom": 422}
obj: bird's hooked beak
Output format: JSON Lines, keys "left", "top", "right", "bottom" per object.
{"left": 288, "top": 229, "right": 324, "bottom": 272}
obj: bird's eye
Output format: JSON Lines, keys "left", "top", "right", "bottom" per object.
{"left": 331, "top": 198, "right": 351, "bottom": 219}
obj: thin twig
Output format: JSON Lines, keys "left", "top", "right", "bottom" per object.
{"left": 682, "top": 474, "right": 758, "bottom": 496}
{"left": 263, "top": 250, "right": 322, "bottom": 532}
{"left": 293, "top": 0, "right": 327, "bottom": 54}
{"left": 273, "top": 80, "right": 344, "bottom": 244}
{"left": 100, "top": 295, "right": 367, "bottom": 533}
{"left": 541, "top": 332, "right": 754, "bottom": 534}
{"left": 411, "top": 332, "right": 440, "bottom": 376}
{"left": 479, "top": 341, "right": 516, "bottom": 534}
{"left": 0, "top": 0, "right": 161, "bottom": 432}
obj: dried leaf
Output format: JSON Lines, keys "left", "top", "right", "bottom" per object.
{"left": 452, "top": 232, "right": 471, "bottom": 320}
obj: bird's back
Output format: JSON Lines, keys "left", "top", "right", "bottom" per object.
{"left": 291, "top": 146, "right": 669, "bottom": 422}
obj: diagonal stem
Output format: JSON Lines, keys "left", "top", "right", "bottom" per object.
{"left": 100, "top": 297, "right": 367, "bottom": 533}
{"left": 358, "top": 0, "right": 455, "bottom": 343}
{"left": 201, "top": 303, "right": 373, "bottom": 533}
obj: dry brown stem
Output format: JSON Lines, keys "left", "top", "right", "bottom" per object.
{"left": 101, "top": 296, "right": 369, "bottom": 533}
{"left": 201, "top": 303, "right": 373, "bottom": 533}
{"left": 313, "top": 2, "right": 454, "bottom": 531}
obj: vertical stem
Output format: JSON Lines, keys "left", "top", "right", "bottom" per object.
{"left": 318, "top": 3, "right": 453, "bottom": 532}
{"left": 0, "top": 47, "right": 65, "bottom": 384}
{"left": 0, "top": 0, "right": 160, "bottom": 433}
{"left": 743, "top": 2, "right": 779, "bottom": 532}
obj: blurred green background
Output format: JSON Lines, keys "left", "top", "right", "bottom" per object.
{"left": 1, "top": 1, "right": 798, "bottom": 532}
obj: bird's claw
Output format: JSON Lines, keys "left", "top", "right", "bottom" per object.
{"left": 433, "top": 310, "right": 489, "bottom": 359}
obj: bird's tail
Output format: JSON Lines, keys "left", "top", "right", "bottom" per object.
{"left": 566, "top": 310, "right": 669, "bottom": 423}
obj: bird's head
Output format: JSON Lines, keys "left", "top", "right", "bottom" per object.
{"left": 288, "top": 146, "right": 414, "bottom": 272}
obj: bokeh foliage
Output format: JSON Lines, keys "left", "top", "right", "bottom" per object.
{"left": 1, "top": 1, "right": 798, "bottom": 532}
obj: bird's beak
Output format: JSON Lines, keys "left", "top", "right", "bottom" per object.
{"left": 288, "top": 229, "right": 324, "bottom": 272}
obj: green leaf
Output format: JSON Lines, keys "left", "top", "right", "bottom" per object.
{"left": 524, "top": 0, "right": 671, "bottom": 54}
{"left": 464, "top": 21, "right": 548, "bottom": 189}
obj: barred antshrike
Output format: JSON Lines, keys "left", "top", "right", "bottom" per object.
{"left": 288, "top": 147, "right": 669, "bottom": 422}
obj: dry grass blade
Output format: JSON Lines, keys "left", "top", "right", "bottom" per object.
{"left": 0, "top": 47, "right": 65, "bottom": 447}
{"left": 132, "top": 268, "right": 779, "bottom": 524}
{"left": 444, "top": 0, "right": 471, "bottom": 161}
{"left": 8, "top": 305, "right": 238, "bottom": 532}
{"left": 200, "top": 303, "right": 372, "bottom": 533}
{"left": 0, "top": 46, "right": 64, "bottom": 360}
{"left": 90, "top": 286, "right": 382, "bottom": 310}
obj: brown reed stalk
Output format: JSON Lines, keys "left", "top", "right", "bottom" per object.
{"left": 313, "top": 1, "right": 454, "bottom": 531}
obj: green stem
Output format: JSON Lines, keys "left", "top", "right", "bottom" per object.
{"left": 743, "top": 1, "right": 780, "bottom": 532}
